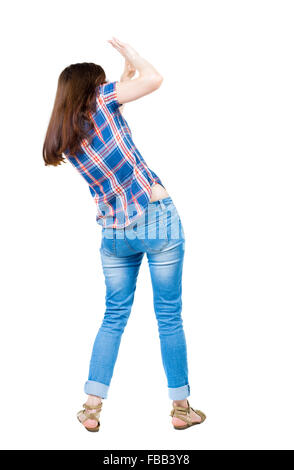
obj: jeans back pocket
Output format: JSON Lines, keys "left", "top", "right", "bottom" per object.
{"left": 100, "top": 227, "right": 116, "bottom": 255}
{"left": 136, "top": 204, "right": 169, "bottom": 253}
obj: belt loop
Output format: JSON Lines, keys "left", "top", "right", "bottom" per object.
{"left": 159, "top": 199, "right": 165, "bottom": 211}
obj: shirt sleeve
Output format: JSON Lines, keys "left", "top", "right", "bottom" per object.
{"left": 98, "top": 80, "right": 122, "bottom": 112}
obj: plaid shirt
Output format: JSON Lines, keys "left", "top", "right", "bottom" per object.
{"left": 64, "top": 80, "right": 164, "bottom": 228}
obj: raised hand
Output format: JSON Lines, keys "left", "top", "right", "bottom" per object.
{"left": 107, "top": 36, "right": 140, "bottom": 64}
{"left": 121, "top": 60, "right": 136, "bottom": 82}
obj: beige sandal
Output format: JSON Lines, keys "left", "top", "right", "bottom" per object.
{"left": 77, "top": 401, "right": 103, "bottom": 432}
{"left": 170, "top": 400, "right": 206, "bottom": 430}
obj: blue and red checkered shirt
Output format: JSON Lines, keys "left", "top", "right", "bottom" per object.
{"left": 64, "top": 80, "right": 164, "bottom": 228}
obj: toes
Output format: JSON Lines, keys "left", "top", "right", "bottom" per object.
{"left": 192, "top": 412, "right": 202, "bottom": 423}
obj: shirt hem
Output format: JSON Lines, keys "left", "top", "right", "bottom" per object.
{"left": 96, "top": 178, "right": 164, "bottom": 230}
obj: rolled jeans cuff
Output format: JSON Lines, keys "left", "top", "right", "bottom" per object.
{"left": 84, "top": 380, "right": 109, "bottom": 398}
{"left": 168, "top": 384, "right": 190, "bottom": 400}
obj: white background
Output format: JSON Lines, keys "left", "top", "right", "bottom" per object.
{"left": 0, "top": 0, "right": 293, "bottom": 450}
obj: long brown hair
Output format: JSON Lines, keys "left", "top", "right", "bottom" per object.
{"left": 43, "top": 63, "right": 107, "bottom": 166}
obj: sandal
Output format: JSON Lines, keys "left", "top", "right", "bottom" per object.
{"left": 77, "top": 401, "right": 103, "bottom": 432}
{"left": 170, "top": 400, "right": 206, "bottom": 430}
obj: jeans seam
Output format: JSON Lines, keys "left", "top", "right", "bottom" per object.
{"left": 140, "top": 239, "right": 169, "bottom": 253}
{"left": 124, "top": 234, "right": 140, "bottom": 253}
{"left": 139, "top": 227, "right": 169, "bottom": 252}
{"left": 113, "top": 232, "right": 117, "bottom": 256}
{"left": 100, "top": 233, "right": 117, "bottom": 256}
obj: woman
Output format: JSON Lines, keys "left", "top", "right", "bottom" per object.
{"left": 43, "top": 36, "right": 206, "bottom": 432}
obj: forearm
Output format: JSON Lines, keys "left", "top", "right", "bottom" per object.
{"left": 127, "top": 54, "right": 162, "bottom": 79}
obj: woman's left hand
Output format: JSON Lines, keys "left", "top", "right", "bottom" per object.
{"left": 120, "top": 60, "right": 136, "bottom": 82}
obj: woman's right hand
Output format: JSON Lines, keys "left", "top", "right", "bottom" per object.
{"left": 107, "top": 37, "right": 140, "bottom": 64}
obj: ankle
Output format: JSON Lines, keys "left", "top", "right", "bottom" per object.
{"left": 86, "top": 394, "right": 102, "bottom": 405}
{"left": 173, "top": 399, "right": 188, "bottom": 408}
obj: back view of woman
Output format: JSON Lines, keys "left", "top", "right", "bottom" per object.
{"left": 43, "top": 37, "right": 206, "bottom": 432}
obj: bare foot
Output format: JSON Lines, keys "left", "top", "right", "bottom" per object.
{"left": 78, "top": 395, "right": 102, "bottom": 429}
{"left": 171, "top": 399, "right": 202, "bottom": 427}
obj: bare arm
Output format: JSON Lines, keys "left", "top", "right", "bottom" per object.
{"left": 118, "top": 60, "right": 136, "bottom": 113}
{"left": 107, "top": 37, "right": 163, "bottom": 105}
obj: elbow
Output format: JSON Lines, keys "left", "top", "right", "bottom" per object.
{"left": 143, "top": 75, "right": 163, "bottom": 93}
{"left": 152, "top": 74, "right": 164, "bottom": 88}
{"left": 139, "top": 73, "right": 164, "bottom": 93}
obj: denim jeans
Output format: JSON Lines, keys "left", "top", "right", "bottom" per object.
{"left": 84, "top": 196, "right": 190, "bottom": 400}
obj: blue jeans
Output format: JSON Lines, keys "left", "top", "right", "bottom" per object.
{"left": 84, "top": 196, "right": 190, "bottom": 400}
